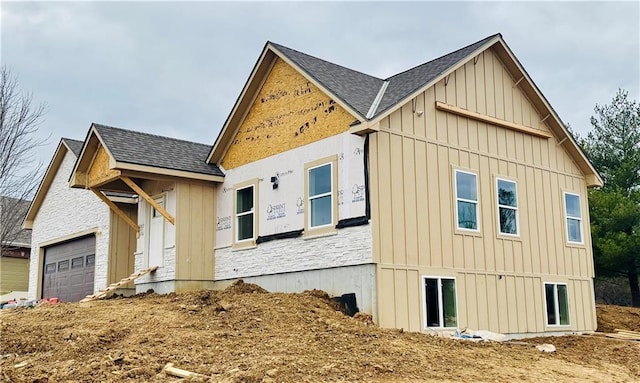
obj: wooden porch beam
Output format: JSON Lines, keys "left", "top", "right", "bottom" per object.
{"left": 91, "top": 188, "right": 140, "bottom": 236}
{"left": 121, "top": 176, "right": 176, "bottom": 225}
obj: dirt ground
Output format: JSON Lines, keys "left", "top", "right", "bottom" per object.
{"left": 1, "top": 281, "right": 639, "bottom": 382}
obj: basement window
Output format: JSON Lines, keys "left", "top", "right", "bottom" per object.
{"left": 564, "top": 192, "right": 583, "bottom": 244}
{"left": 545, "top": 283, "right": 570, "bottom": 326}
{"left": 496, "top": 178, "right": 518, "bottom": 236}
{"left": 455, "top": 170, "right": 479, "bottom": 231}
{"left": 423, "top": 277, "right": 457, "bottom": 328}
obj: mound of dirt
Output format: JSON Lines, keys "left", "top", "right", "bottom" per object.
{"left": 596, "top": 304, "right": 640, "bottom": 333}
{"left": 1, "top": 284, "right": 639, "bottom": 382}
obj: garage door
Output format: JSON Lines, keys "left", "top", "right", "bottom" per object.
{"left": 42, "top": 235, "right": 95, "bottom": 302}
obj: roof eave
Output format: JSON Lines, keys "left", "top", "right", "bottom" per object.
{"left": 22, "top": 140, "right": 69, "bottom": 229}
{"left": 115, "top": 162, "right": 224, "bottom": 183}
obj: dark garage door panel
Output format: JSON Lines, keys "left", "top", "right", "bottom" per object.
{"left": 43, "top": 235, "right": 95, "bottom": 302}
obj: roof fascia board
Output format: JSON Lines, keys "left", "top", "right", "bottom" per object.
{"left": 69, "top": 125, "right": 117, "bottom": 187}
{"left": 22, "top": 140, "right": 69, "bottom": 229}
{"left": 270, "top": 44, "right": 366, "bottom": 123}
{"left": 115, "top": 162, "right": 224, "bottom": 183}
{"left": 491, "top": 40, "right": 603, "bottom": 187}
{"left": 216, "top": 56, "right": 277, "bottom": 167}
{"left": 207, "top": 44, "right": 274, "bottom": 164}
{"left": 367, "top": 35, "right": 501, "bottom": 126}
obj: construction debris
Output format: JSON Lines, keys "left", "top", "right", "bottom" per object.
{"left": 80, "top": 266, "right": 158, "bottom": 302}
{"left": 162, "top": 362, "right": 207, "bottom": 379}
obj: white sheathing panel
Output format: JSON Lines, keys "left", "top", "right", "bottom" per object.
{"left": 28, "top": 152, "right": 111, "bottom": 299}
{"left": 216, "top": 224, "right": 372, "bottom": 280}
{"left": 134, "top": 181, "right": 177, "bottom": 284}
{"left": 216, "top": 133, "right": 367, "bottom": 246}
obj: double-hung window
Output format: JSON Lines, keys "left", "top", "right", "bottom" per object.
{"left": 564, "top": 192, "right": 582, "bottom": 244}
{"left": 235, "top": 184, "right": 255, "bottom": 243}
{"left": 496, "top": 178, "right": 518, "bottom": 236}
{"left": 545, "top": 283, "right": 569, "bottom": 326}
{"left": 307, "top": 160, "right": 335, "bottom": 230}
{"left": 455, "top": 170, "right": 479, "bottom": 231}
{"left": 423, "top": 277, "right": 457, "bottom": 328}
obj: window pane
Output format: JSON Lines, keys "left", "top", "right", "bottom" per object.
{"left": 567, "top": 218, "right": 582, "bottom": 242}
{"left": 457, "top": 201, "right": 477, "bottom": 230}
{"left": 497, "top": 180, "right": 517, "bottom": 207}
{"left": 565, "top": 194, "right": 581, "bottom": 218}
{"left": 86, "top": 254, "right": 95, "bottom": 266}
{"left": 236, "top": 187, "right": 253, "bottom": 214}
{"left": 58, "top": 260, "right": 69, "bottom": 272}
{"left": 45, "top": 263, "right": 56, "bottom": 274}
{"left": 558, "top": 285, "right": 569, "bottom": 325}
{"left": 499, "top": 207, "right": 517, "bottom": 234}
{"left": 310, "top": 195, "right": 332, "bottom": 227}
{"left": 545, "top": 284, "right": 557, "bottom": 325}
{"left": 442, "top": 279, "right": 457, "bottom": 328}
{"left": 456, "top": 172, "right": 477, "bottom": 201}
{"left": 237, "top": 213, "right": 253, "bottom": 241}
{"left": 424, "top": 278, "right": 440, "bottom": 327}
{"left": 71, "top": 257, "right": 84, "bottom": 269}
{"left": 309, "top": 164, "right": 332, "bottom": 197}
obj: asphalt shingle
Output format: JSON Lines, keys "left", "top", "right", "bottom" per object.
{"left": 270, "top": 42, "right": 384, "bottom": 118}
{"left": 62, "top": 138, "right": 84, "bottom": 157}
{"left": 92, "top": 124, "right": 224, "bottom": 177}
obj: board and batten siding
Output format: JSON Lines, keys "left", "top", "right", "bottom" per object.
{"left": 370, "top": 47, "right": 596, "bottom": 334}
{"left": 0, "top": 257, "right": 30, "bottom": 292}
{"left": 108, "top": 204, "right": 137, "bottom": 288}
{"left": 175, "top": 182, "right": 216, "bottom": 284}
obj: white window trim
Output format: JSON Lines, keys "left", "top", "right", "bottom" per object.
{"left": 308, "top": 162, "right": 334, "bottom": 230}
{"left": 563, "top": 192, "right": 584, "bottom": 245}
{"left": 235, "top": 184, "right": 255, "bottom": 244}
{"left": 544, "top": 282, "right": 570, "bottom": 327}
{"left": 454, "top": 169, "right": 480, "bottom": 232}
{"left": 422, "top": 276, "right": 459, "bottom": 330}
{"left": 495, "top": 177, "right": 519, "bottom": 237}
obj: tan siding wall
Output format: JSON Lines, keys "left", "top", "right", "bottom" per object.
{"left": 371, "top": 47, "right": 596, "bottom": 334}
{"left": 175, "top": 182, "right": 216, "bottom": 281}
{"left": 108, "top": 203, "right": 137, "bottom": 286}
{"left": 0, "top": 257, "right": 30, "bottom": 292}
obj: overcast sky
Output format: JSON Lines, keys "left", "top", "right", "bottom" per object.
{"left": 2, "top": 1, "right": 639, "bottom": 170}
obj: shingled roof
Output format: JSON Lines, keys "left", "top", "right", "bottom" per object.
{"left": 93, "top": 124, "right": 224, "bottom": 177}
{"left": 62, "top": 138, "right": 84, "bottom": 157}
{"left": 271, "top": 34, "right": 499, "bottom": 120}
{"left": 270, "top": 43, "right": 384, "bottom": 118}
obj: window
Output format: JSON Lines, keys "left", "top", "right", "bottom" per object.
{"left": 564, "top": 192, "right": 582, "bottom": 244}
{"left": 304, "top": 155, "right": 337, "bottom": 236}
{"left": 423, "top": 277, "right": 457, "bottom": 328}
{"left": 71, "top": 257, "right": 84, "bottom": 269}
{"left": 86, "top": 254, "right": 95, "bottom": 266}
{"left": 455, "top": 170, "right": 479, "bottom": 231}
{"left": 496, "top": 178, "right": 518, "bottom": 235}
{"left": 57, "top": 260, "right": 69, "bottom": 272}
{"left": 545, "top": 283, "right": 569, "bottom": 326}
{"left": 235, "top": 185, "right": 255, "bottom": 242}
{"left": 45, "top": 263, "right": 56, "bottom": 274}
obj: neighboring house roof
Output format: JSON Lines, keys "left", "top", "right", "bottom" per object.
{"left": 23, "top": 138, "right": 83, "bottom": 229}
{"left": 1, "top": 196, "right": 31, "bottom": 248}
{"left": 207, "top": 34, "right": 602, "bottom": 186}
{"left": 91, "top": 123, "right": 224, "bottom": 178}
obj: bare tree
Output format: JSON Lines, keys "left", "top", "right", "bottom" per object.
{"left": 0, "top": 66, "right": 47, "bottom": 249}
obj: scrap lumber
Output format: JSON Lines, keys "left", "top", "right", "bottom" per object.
{"left": 80, "top": 266, "right": 158, "bottom": 303}
{"left": 163, "top": 363, "right": 207, "bottom": 379}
